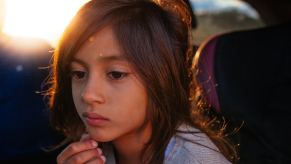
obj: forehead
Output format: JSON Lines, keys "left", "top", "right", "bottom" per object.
{"left": 75, "top": 26, "right": 123, "bottom": 59}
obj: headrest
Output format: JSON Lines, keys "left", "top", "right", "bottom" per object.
{"left": 194, "top": 35, "right": 221, "bottom": 112}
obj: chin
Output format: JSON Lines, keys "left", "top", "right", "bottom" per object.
{"left": 87, "top": 129, "right": 114, "bottom": 142}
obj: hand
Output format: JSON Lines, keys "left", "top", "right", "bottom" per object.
{"left": 57, "top": 133, "right": 106, "bottom": 164}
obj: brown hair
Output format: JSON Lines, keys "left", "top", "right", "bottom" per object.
{"left": 48, "top": 0, "right": 237, "bottom": 163}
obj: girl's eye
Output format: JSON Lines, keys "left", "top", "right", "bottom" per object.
{"left": 71, "top": 70, "right": 86, "bottom": 80}
{"left": 107, "top": 71, "right": 128, "bottom": 80}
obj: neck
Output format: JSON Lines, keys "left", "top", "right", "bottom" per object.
{"left": 113, "top": 122, "right": 152, "bottom": 164}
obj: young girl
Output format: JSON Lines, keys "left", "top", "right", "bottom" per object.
{"left": 48, "top": 0, "right": 237, "bottom": 163}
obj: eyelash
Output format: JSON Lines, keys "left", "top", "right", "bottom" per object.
{"left": 71, "top": 70, "right": 87, "bottom": 81}
{"left": 70, "top": 70, "right": 129, "bottom": 81}
{"left": 107, "top": 71, "right": 129, "bottom": 80}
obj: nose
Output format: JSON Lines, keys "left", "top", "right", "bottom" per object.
{"left": 81, "top": 75, "right": 106, "bottom": 105}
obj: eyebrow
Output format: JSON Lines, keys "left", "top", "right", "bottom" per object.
{"left": 71, "top": 55, "right": 127, "bottom": 65}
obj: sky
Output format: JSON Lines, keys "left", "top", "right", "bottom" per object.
{"left": 1, "top": 0, "right": 258, "bottom": 46}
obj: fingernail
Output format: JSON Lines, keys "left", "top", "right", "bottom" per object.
{"left": 91, "top": 140, "right": 98, "bottom": 147}
{"left": 101, "top": 155, "right": 106, "bottom": 163}
{"left": 97, "top": 148, "right": 102, "bottom": 155}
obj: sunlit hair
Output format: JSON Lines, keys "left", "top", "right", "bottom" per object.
{"left": 48, "top": 0, "right": 237, "bottom": 163}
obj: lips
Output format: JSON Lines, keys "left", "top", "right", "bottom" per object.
{"left": 82, "top": 112, "right": 109, "bottom": 127}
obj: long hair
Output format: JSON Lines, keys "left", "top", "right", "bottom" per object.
{"left": 48, "top": 0, "right": 237, "bottom": 163}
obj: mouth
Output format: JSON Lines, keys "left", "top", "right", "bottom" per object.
{"left": 82, "top": 112, "right": 109, "bottom": 127}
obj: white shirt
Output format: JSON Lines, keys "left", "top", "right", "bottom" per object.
{"left": 102, "top": 124, "right": 231, "bottom": 164}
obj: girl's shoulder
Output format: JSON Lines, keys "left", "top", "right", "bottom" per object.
{"left": 164, "top": 124, "right": 231, "bottom": 164}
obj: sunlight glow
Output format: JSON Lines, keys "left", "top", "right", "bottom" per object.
{"left": 2, "top": 0, "right": 89, "bottom": 46}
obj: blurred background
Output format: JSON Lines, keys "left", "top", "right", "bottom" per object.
{"left": 191, "top": 0, "right": 263, "bottom": 44}
{"left": 1, "top": 0, "right": 264, "bottom": 47}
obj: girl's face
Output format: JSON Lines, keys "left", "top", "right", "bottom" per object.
{"left": 70, "top": 26, "right": 150, "bottom": 142}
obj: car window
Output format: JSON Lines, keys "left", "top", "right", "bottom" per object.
{"left": 190, "top": 0, "right": 264, "bottom": 45}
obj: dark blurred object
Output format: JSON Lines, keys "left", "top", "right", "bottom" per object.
{"left": 183, "top": 0, "right": 199, "bottom": 54}
{"left": 183, "top": 0, "right": 197, "bottom": 29}
{"left": 242, "top": 0, "right": 291, "bottom": 25}
{"left": 0, "top": 37, "right": 64, "bottom": 164}
{"left": 194, "top": 0, "right": 291, "bottom": 163}
{"left": 195, "top": 21, "right": 291, "bottom": 164}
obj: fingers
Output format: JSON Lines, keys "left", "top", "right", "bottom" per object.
{"left": 96, "top": 148, "right": 106, "bottom": 163}
{"left": 86, "top": 149, "right": 106, "bottom": 164}
{"left": 57, "top": 132, "right": 106, "bottom": 164}
{"left": 65, "top": 148, "right": 104, "bottom": 164}
{"left": 57, "top": 139, "right": 98, "bottom": 164}
{"left": 86, "top": 156, "right": 106, "bottom": 164}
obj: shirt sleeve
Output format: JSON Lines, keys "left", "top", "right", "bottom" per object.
{"left": 164, "top": 125, "right": 231, "bottom": 164}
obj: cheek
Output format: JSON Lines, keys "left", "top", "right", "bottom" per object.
{"left": 121, "top": 85, "right": 148, "bottom": 122}
{"left": 72, "top": 83, "right": 82, "bottom": 111}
